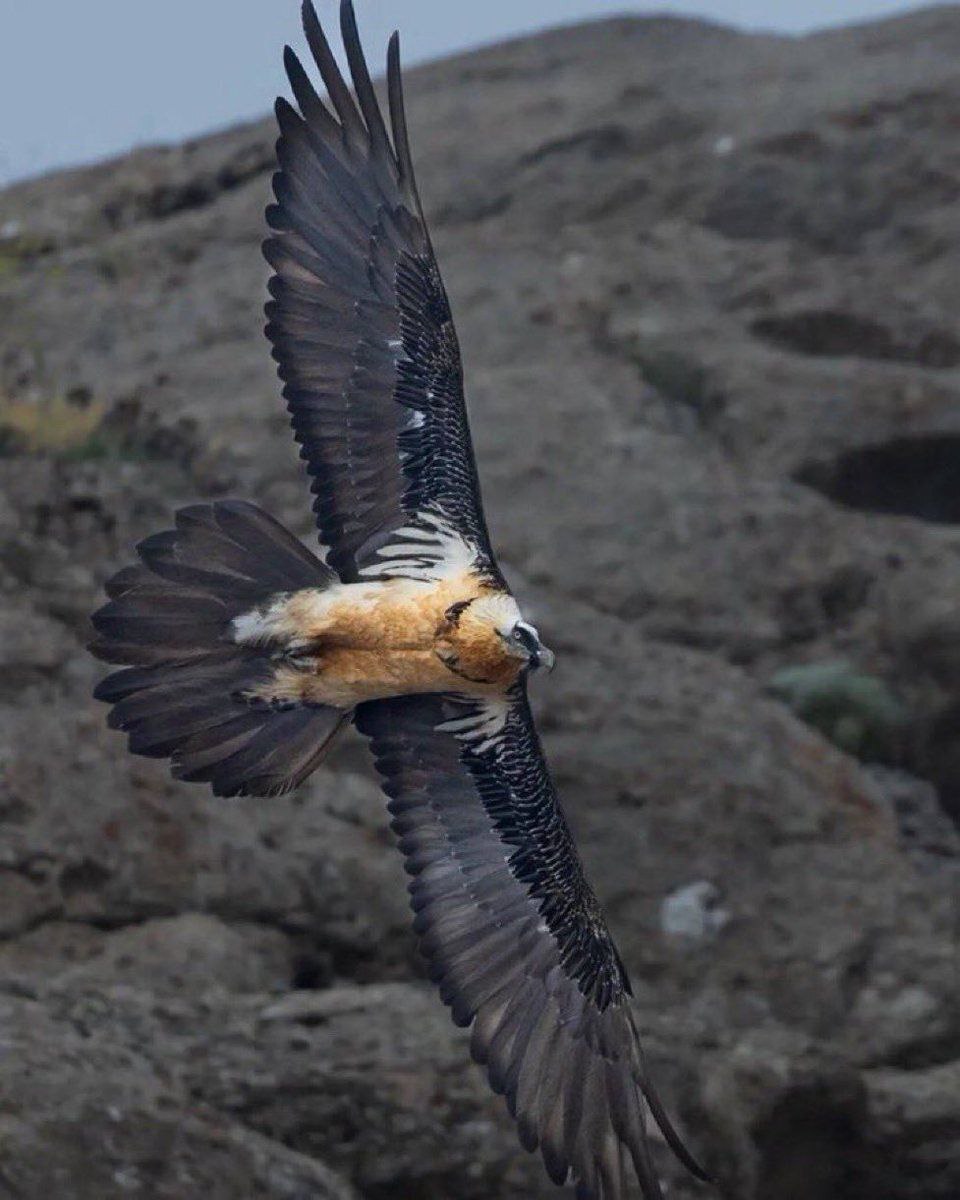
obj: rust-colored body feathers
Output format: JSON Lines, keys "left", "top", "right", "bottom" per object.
{"left": 237, "top": 573, "right": 526, "bottom": 708}
{"left": 231, "top": 571, "right": 526, "bottom": 708}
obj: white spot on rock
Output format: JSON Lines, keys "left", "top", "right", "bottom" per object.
{"left": 660, "top": 881, "right": 729, "bottom": 941}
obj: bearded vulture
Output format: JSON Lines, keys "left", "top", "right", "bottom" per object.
{"left": 90, "top": 3, "right": 711, "bottom": 1197}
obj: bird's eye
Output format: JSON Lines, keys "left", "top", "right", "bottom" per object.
{"left": 511, "top": 625, "right": 539, "bottom": 652}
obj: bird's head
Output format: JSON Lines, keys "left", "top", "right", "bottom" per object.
{"left": 437, "top": 594, "right": 555, "bottom": 683}
{"left": 498, "top": 617, "right": 555, "bottom": 673}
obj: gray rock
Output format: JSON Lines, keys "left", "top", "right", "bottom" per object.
{"left": 660, "top": 881, "right": 730, "bottom": 942}
{"left": 0, "top": 992, "right": 356, "bottom": 1200}
{"left": 861, "top": 1060, "right": 960, "bottom": 1200}
{"left": 33, "top": 913, "right": 293, "bottom": 998}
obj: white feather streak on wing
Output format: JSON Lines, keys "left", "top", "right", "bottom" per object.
{"left": 438, "top": 694, "right": 511, "bottom": 755}
{"left": 358, "top": 508, "right": 481, "bottom": 582}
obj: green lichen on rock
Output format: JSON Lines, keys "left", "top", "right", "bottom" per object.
{"left": 0, "top": 389, "right": 106, "bottom": 457}
{"left": 770, "top": 660, "right": 908, "bottom": 761}
{"left": 0, "top": 229, "right": 56, "bottom": 277}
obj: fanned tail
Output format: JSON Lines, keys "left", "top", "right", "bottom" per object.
{"left": 91, "top": 501, "right": 348, "bottom": 797}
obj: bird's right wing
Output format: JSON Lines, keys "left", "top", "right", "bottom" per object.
{"left": 355, "top": 683, "right": 709, "bottom": 1200}
{"left": 265, "top": 1, "right": 505, "bottom": 588}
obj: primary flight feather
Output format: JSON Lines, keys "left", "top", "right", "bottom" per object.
{"left": 90, "top": 3, "right": 711, "bottom": 1196}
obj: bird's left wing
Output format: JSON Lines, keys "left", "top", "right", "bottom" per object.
{"left": 355, "top": 683, "right": 709, "bottom": 1200}
{"left": 265, "top": 1, "right": 504, "bottom": 587}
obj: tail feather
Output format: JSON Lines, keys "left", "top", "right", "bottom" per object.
{"left": 91, "top": 501, "right": 348, "bottom": 798}
{"left": 205, "top": 500, "right": 325, "bottom": 585}
{"left": 139, "top": 501, "right": 323, "bottom": 593}
{"left": 93, "top": 594, "right": 227, "bottom": 652}
{"left": 115, "top": 557, "right": 269, "bottom": 608}
{"left": 175, "top": 705, "right": 351, "bottom": 796}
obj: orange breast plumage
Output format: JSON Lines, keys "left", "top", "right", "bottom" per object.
{"left": 231, "top": 572, "right": 524, "bottom": 708}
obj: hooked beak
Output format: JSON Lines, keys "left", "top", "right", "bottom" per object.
{"left": 531, "top": 644, "right": 556, "bottom": 673}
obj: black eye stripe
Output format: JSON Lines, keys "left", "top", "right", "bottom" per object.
{"left": 514, "top": 626, "right": 538, "bottom": 651}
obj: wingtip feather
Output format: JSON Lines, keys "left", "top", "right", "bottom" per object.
{"left": 385, "top": 27, "right": 420, "bottom": 207}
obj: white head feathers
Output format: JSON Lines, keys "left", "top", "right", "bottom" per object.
{"left": 468, "top": 592, "right": 523, "bottom": 636}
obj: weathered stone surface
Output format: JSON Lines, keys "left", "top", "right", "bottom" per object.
{"left": 0, "top": 913, "right": 293, "bottom": 998}
{"left": 0, "top": 992, "right": 357, "bottom": 1200}
{"left": 1, "top": 6, "right": 959, "bottom": 1198}
{"left": 861, "top": 1060, "right": 960, "bottom": 1199}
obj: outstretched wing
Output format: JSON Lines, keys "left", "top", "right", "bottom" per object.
{"left": 355, "top": 684, "right": 709, "bottom": 1200}
{"left": 265, "top": 1, "right": 503, "bottom": 587}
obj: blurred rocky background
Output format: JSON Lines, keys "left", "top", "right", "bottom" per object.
{"left": 1, "top": 7, "right": 959, "bottom": 1199}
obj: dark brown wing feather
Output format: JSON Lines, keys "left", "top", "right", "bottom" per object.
{"left": 265, "top": 1, "right": 502, "bottom": 585}
{"left": 355, "top": 685, "right": 710, "bottom": 1200}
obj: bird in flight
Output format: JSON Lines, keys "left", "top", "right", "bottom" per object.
{"left": 91, "top": 4, "right": 711, "bottom": 1197}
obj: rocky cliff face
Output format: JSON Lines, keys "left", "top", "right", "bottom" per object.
{"left": 1, "top": 7, "right": 959, "bottom": 1199}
